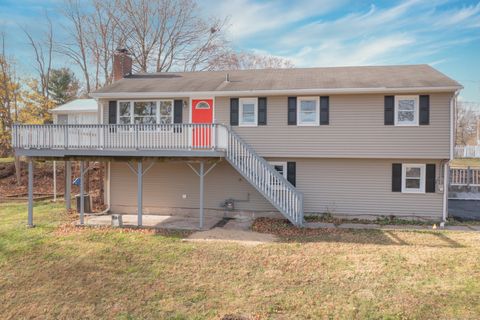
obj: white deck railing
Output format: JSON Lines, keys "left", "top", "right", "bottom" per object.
{"left": 450, "top": 167, "right": 480, "bottom": 186}
{"left": 12, "top": 123, "right": 304, "bottom": 226}
{"left": 12, "top": 124, "right": 221, "bottom": 151}
{"left": 455, "top": 146, "right": 480, "bottom": 158}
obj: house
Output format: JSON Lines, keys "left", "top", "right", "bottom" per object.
{"left": 50, "top": 99, "right": 99, "bottom": 124}
{"left": 13, "top": 49, "right": 463, "bottom": 228}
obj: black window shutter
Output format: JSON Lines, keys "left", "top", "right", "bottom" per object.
{"left": 320, "top": 96, "right": 329, "bottom": 125}
{"left": 258, "top": 97, "right": 267, "bottom": 125}
{"left": 288, "top": 97, "right": 297, "bottom": 125}
{"left": 108, "top": 101, "right": 117, "bottom": 124}
{"left": 173, "top": 100, "right": 183, "bottom": 133}
{"left": 384, "top": 96, "right": 394, "bottom": 125}
{"left": 426, "top": 164, "right": 436, "bottom": 193}
{"left": 174, "top": 100, "right": 183, "bottom": 123}
{"left": 419, "top": 95, "right": 430, "bottom": 125}
{"left": 392, "top": 163, "right": 402, "bottom": 192}
{"left": 287, "top": 162, "right": 296, "bottom": 187}
{"left": 230, "top": 98, "right": 239, "bottom": 126}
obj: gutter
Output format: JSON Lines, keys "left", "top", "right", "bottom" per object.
{"left": 90, "top": 86, "right": 463, "bottom": 99}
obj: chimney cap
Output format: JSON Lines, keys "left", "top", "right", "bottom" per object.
{"left": 115, "top": 48, "right": 130, "bottom": 54}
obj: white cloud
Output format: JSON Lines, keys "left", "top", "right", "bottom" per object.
{"left": 228, "top": 0, "right": 480, "bottom": 68}
{"left": 202, "top": 0, "right": 348, "bottom": 40}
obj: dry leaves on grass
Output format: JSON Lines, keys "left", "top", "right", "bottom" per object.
{"left": 252, "top": 217, "right": 343, "bottom": 238}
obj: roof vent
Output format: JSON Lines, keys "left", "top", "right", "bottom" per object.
{"left": 225, "top": 73, "right": 230, "bottom": 82}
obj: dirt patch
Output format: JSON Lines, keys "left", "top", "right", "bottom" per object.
{"left": 186, "top": 227, "right": 278, "bottom": 245}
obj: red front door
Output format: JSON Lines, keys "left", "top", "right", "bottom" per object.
{"left": 191, "top": 99, "right": 213, "bottom": 148}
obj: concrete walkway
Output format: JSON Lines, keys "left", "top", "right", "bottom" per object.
{"left": 305, "top": 221, "right": 480, "bottom": 232}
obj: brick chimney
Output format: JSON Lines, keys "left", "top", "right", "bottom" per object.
{"left": 113, "top": 48, "right": 132, "bottom": 81}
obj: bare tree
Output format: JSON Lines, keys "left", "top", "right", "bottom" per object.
{"left": 456, "top": 101, "right": 479, "bottom": 146}
{"left": 59, "top": 0, "right": 92, "bottom": 93}
{"left": 209, "top": 50, "right": 295, "bottom": 70}
{"left": 110, "top": 0, "right": 228, "bottom": 73}
{"left": 86, "top": 0, "right": 125, "bottom": 88}
{"left": 22, "top": 13, "right": 54, "bottom": 98}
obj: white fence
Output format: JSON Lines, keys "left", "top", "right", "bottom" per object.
{"left": 450, "top": 167, "right": 480, "bottom": 186}
{"left": 455, "top": 146, "right": 480, "bottom": 158}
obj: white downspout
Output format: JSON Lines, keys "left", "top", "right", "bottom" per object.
{"left": 442, "top": 90, "right": 460, "bottom": 225}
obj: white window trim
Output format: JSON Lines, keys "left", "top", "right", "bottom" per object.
{"left": 402, "top": 163, "right": 426, "bottom": 194}
{"left": 239, "top": 97, "right": 258, "bottom": 127}
{"left": 117, "top": 100, "right": 175, "bottom": 125}
{"left": 269, "top": 161, "right": 287, "bottom": 190}
{"left": 269, "top": 161, "right": 287, "bottom": 178}
{"left": 394, "top": 95, "right": 419, "bottom": 126}
{"left": 297, "top": 96, "right": 320, "bottom": 126}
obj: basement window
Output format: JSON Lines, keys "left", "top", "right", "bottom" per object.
{"left": 402, "top": 164, "right": 426, "bottom": 193}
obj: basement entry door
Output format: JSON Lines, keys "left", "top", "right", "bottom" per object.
{"left": 191, "top": 99, "right": 213, "bottom": 148}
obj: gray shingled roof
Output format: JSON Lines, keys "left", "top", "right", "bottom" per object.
{"left": 92, "top": 64, "right": 461, "bottom": 96}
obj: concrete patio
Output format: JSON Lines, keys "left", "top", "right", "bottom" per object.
{"left": 83, "top": 214, "right": 224, "bottom": 230}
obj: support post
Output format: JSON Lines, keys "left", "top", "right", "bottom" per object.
{"left": 137, "top": 161, "right": 143, "bottom": 226}
{"left": 27, "top": 159, "right": 34, "bottom": 227}
{"left": 65, "top": 161, "right": 71, "bottom": 209}
{"left": 53, "top": 161, "right": 57, "bottom": 202}
{"left": 80, "top": 161, "right": 85, "bottom": 225}
{"left": 199, "top": 161, "right": 204, "bottom": 229}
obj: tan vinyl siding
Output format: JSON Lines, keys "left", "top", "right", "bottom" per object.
{"left": 215, "top": 93, "right": 451, "bottom": 159}
{"left": 110, "top": 160, "right": 275, "bottom": 214}
{"left": 110, "top": 158, "right": 444, "bottom": 220}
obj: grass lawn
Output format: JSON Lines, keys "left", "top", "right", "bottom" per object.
{"left": 1, "top": 202, "right": 480, "bottom": 319}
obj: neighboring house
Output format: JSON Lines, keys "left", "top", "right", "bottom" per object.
{"left": 50, "top": 99, "right": 99, "bottom": 124}
{"left": 13, "top": 49, "right": 463, "bottom": 227}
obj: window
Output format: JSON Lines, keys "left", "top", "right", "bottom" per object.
{"left": 269, "top": 161, "right": 287, "bottom": 189}
{"left": 159, "top": 100, "right": 173, "bottom": 124}
{"left": 119, "top": 101, "right": 131, "bottom": 124}
{"left": 117, "top": 100, "right": 173, "bottom": 126}
{"left": 395, "top": 96, "right": 419, "bottom": 126}
{"left": 239, "top": 98, "right": 258, "bottom": 126}
{"left": 297, "top": 97, "right": 319, "bottom": 126}
{"left": 402, "top": 164, "right": 426, "bottom": 193}
{"left": 270, "top": 162, "right": 287, "bottom": 178}
{"left": 57, "top": 114, "right": 68, "bottom": 124}
{"left": 196, "top": 101, "right": 210, "bottom": 109}
{"left": 134, "top": 101, "right": 157, "bottom": 124}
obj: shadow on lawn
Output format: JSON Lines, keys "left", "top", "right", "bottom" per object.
{"left": 252, "top": 218, "right": 465, "bottom": 248}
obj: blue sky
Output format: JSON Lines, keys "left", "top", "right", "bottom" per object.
{"left": 0, "top": 0, "right": 479, "bottom": 103}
